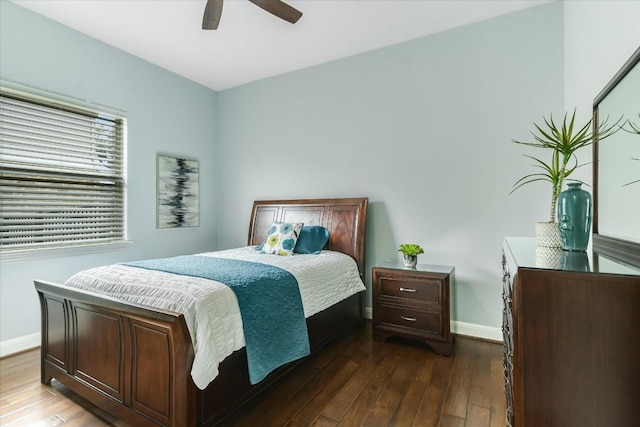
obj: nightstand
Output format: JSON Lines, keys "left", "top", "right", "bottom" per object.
{"left": 372, "top": 261, "right": 454, "bottom": 356}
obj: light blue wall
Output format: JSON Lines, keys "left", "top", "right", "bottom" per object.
{"left": 214, "top": 2, "right": 564, "bottom": 331}
{"left": 0, "top": 1, "right": 217, "bottom": 343}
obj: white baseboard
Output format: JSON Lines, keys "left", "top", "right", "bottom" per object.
{"left": 0, "top": 332, "right": 40, "bottom": 358}
{"left": 364, "top": 307, "right": 373, "bottom": 319}
{"left": 364, "top": 307, "right": 502, "bottom": 342}
{"left": 451, "top": 320, "right": 503, "bottom": 342}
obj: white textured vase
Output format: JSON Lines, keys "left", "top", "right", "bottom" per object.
{"left": 535, "top": 222, "right": 562, "bottom": 248}
{"left": 535, "top": 246, "right": 563, "bottom": 269}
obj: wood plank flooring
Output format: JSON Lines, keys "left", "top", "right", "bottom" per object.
{"left": 0, "top": 323, "right": 506, "bottom": 426}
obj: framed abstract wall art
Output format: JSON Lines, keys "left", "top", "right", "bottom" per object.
{"left": 156, "top": 154, "right": 199, "bottom": 228}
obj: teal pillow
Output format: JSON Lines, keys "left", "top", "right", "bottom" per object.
{"left": 259, "top": 222, "right": 303, "bottom": 256}
{"left": 294, "top": 226, "right": 330, "bottom": 254}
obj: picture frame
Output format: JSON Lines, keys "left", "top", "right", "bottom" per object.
{"left": 156, "top": 153, "right": 199, "bottom": 228}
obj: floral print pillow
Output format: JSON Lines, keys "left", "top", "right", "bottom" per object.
{"left": 260, "top": 222, "right": 303, "bottom": 256}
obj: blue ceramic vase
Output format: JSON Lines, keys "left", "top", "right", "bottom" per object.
{"left": 557, "top": 182, "right": 592, "bottom": 251}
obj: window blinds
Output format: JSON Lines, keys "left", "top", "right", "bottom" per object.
{"left": 0, "top": 90, "right": 126, "bottom": 251}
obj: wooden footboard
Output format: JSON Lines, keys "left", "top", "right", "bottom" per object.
{"left": 36, "top": 280, "right": 363, "bottom": 427}
{"left": 36, "top": 280, "right": 197, "bottom": 427}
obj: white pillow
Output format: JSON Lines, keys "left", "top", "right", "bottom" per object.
{"left": 260, "top": 222, "right": 304, "bottom": 256}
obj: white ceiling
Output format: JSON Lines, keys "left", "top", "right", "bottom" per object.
{"left": 12, "top": 0, "right": 550, "bottom": 91}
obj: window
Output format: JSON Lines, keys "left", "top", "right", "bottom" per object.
{"left": 0, "top": 86, "right": 126, "bottom": 254}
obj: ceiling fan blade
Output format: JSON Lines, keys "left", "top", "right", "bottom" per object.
{"left": 248, "top": 0, "right": 303, "bottom": 24}
{"left": 202, "top": 0, "right": 223, "bottom": 30}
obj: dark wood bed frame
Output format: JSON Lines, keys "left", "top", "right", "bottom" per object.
{"left": 34, "top": 197, "right": 368, "bottom": 426}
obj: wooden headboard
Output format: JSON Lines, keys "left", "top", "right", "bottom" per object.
{"left": 247, "top": 198, "right": 368, "bottom": 277}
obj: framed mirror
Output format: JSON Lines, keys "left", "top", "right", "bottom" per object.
{"left": 592, "top": 46, "right": 640, "bottom": 267}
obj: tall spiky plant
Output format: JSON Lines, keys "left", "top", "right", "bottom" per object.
{"left": 511, "top": 110, "right": 621, "bottom": 223}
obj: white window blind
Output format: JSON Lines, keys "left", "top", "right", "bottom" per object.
{"left": 0, "top": 88, "right": 126, "bottom": 252}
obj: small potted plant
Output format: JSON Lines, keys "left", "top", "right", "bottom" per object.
{"left": 398, "top": 243, "right": 424, "bottom": 268}
{"left": 511, "top": 110, "right": 620, "bottom": 247}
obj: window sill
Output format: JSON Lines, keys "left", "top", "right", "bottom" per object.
{"left": 0, "top": 241, "right": 132, "bottom": 263}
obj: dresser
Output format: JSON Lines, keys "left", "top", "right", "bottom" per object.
{"left": 502, "top": 237, "right": 640, "bottom": 427}
{"left": 372, "top": 262, "right": 454, "bottom": 355}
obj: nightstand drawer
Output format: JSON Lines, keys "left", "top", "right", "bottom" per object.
{"left": 378, "top": 305, "right": 443, "bottom": 339}
{"left": 379, "top": 277, "right": 441, "bottom": 303}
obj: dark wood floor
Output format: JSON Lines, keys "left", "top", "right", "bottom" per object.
{"left": 0, "top": 323, "right": 507, "bottom": 427}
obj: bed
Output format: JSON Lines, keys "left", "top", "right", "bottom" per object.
{"left": 34, "top": 197, "right": 368, "bottom": 427}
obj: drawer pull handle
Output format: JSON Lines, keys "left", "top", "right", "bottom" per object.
{"left": 401, "top": 316, "right": 417, "bottom": 322}
{"left": 399, "top": 287, "right": 416, "bottom": 293}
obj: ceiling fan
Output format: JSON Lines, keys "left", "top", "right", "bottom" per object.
{"left": 202, "top": 0, "right": 303, "bottom": 30}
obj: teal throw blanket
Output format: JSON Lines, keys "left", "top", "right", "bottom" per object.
{"left": 123, "top": 255, "right": 310, "bottom": 384}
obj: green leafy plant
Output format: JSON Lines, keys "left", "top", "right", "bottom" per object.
{"left": 510, "top": 110, "right": 621, "bottom": 222}
{"left": 398, "top": 243, "right": 424, "bottom": 257}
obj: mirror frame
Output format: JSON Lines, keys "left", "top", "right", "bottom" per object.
{"left": 592, "top": 46, "right": 640, "bottom": 268}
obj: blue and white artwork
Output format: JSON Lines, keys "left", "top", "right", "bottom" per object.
{"left": 157, "top": 154, "right": 199, "bottom": 228}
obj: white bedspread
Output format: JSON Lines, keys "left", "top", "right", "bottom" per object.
{"left": 63, "top": 247, "right": 365, "bottom": 390}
